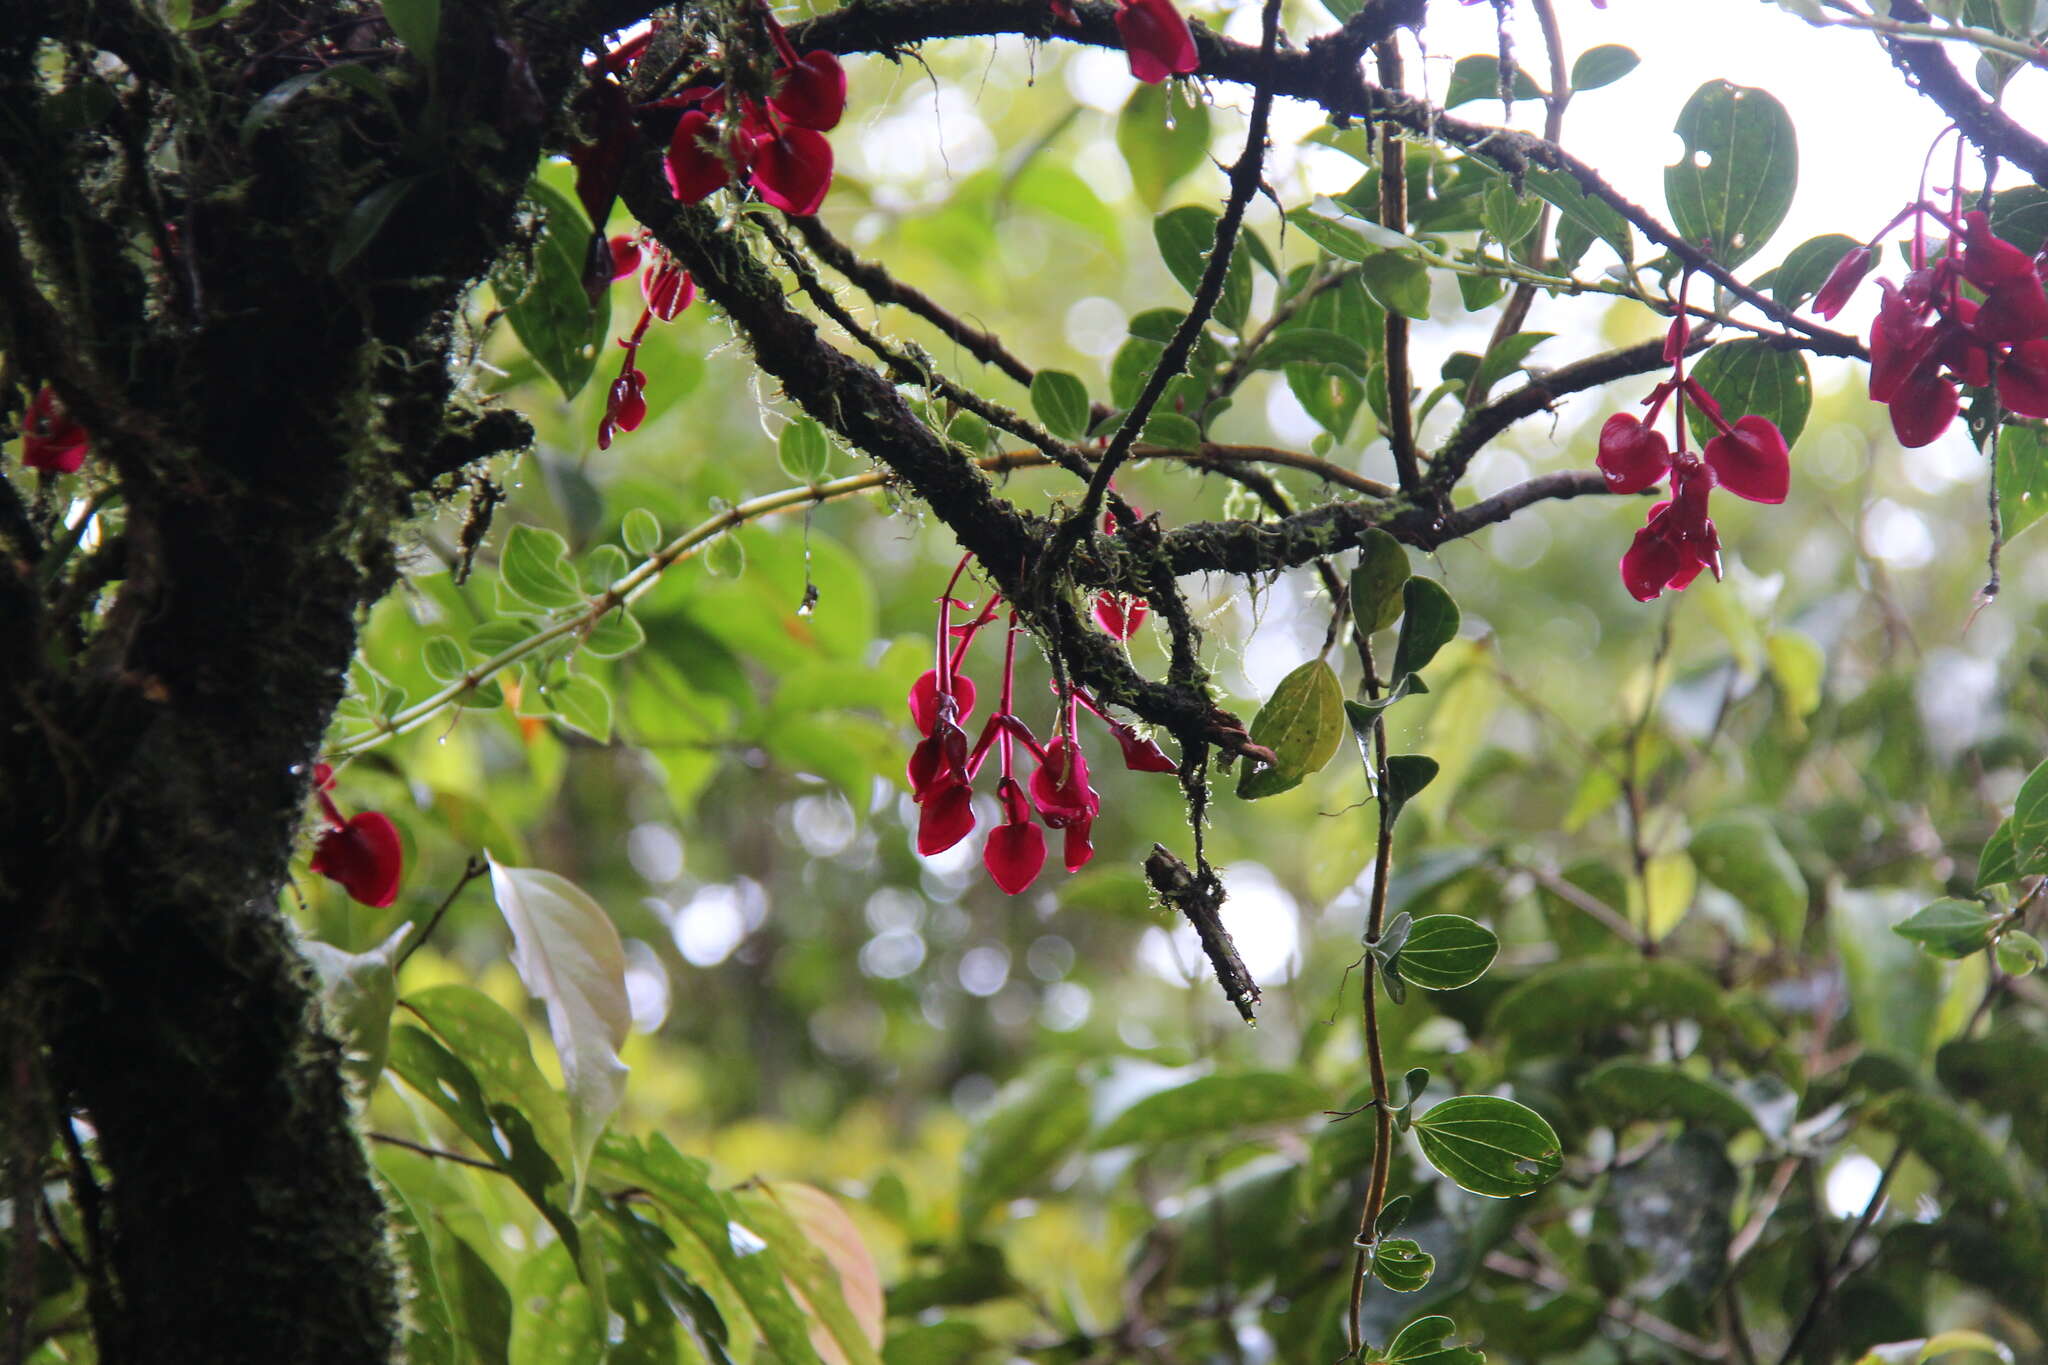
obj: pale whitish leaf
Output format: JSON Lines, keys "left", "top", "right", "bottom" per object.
{"left": 300, "top": 922, "right": 408, "bottom": 1097}
{"left": 754, "top": 1183, "right": 885, "bottom": 1365}
{"left": 487, "top": 856, "right": 630, "bottom": 1209}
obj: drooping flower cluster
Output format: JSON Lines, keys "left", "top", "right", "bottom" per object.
{"left": 309, "top": 764, "right": 404, "bottom": 908}
{"left": 907, "top": 556, "right": 1177, "bottom": 895}
{"left": 1048, "top": 0, "right": 1198, "bottom": 85}
{"left": 1810, "top": 201, "right": 2048, "bottom": 447}
{"left": 20, "top": 386, "right": 89, "bottom": 474}
{"left": 1596, "top": 295, "right": 1790, "bottom": 602}
{"left": 660, "top": 10, "right": 846, "bottom": 218}
{"left": 598, "top": 233, "right": 697, "bottom": 450}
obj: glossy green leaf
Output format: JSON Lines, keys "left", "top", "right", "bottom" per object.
{"left": 1995, "top": 425, "right": 2048, "bottom": 545}
{"left": 1117, "top": 82, "right": 1210, "bottom": 207}
{"left": 1412, "top": 1095, "right": 1563, "bottom": 1197}
{"left": 1285, "top": 361, "right": 1365, "bottom": 441}
{"left": 1391, "top": 577, "right": 1460, "bottom": 679}
{"left": 1351, "top": 531, "right": 1412, "bottom": 635}
{"left": 1481, "top": 178, "right": 1543, "bottom": 249}
{"left": 1979, "top": 819, "right": 2019, "bottom": 888}
{"left": 1665, "top": 80, "right": 1797, "bottom": 267}
{"left": 778, "top": 417, "right": 832, "bottom": 482}
{"left": 1685, "top": 340, "right": 1812, "bottom": 448}
{"left": 1991, "top": 184, "right": 2048, "bottom": 255}
{"left": 421, "top": 635, "right": 465, "bottom": 682}
{"left": 1525, "top": 167, "right": 1633, "bottom": 262}
{"left": 1381, "top": 1315, "right": 1485, "bottom": 1365}
{"left": 1253, "top": 328, "right": 1370, "bottom": 377}
{"left": 1286, "top": 208, "right": 1374, "bottom": 263}
{"left": 958, "top": 1059, "right": 1093, "bottom": 1232}
{"left": 1153, "top": 205, "right": 1215, "bottom": 298}
{"left": 1392, "top": 913, "right": 1496, "bottom": 991}
{"left": 1357, "top": 253, "right": 1431, "bottom": 321}
{"left": 1489, "top": 956, "right": 1736, "bottom": 1059}
{"left": 1091, "top": 1071, "right": 1328, "bottom": 1149}
{"left": 1238, "top": 659, "right": 1346, "bottom": 799}
{"left": 1368, "top": 1237, "right": 1435, "bottom": 1292}
{"left": 1997, "top": 929, "right": 2045, "bottom": 976}
{"left": 1570, "top": 44, "right": 1640, "bottom": 91}
{"left": 705, "top": 532, "right": 745, "bottom": 579}
{"left": 583, "top": 608, "right": 645, "bottom": 660}
{"left": 1381, "top": 754, "right": 1439, "bottom": 826}
{"left": 1893, "top": 898, "right": 2000, "bottom": 959}
{"left": 488, "top": 856, "right": 631, "bottom": 1206}
{"left": 1111, "top": 336, "right": 1166, "bottom": 408}
{"left": 1581, "top": 1061, "right": 1755, "bottom": 1133}
{"left": 1142, "top": 412, "right": 1202, "bottom": 450}
{"left": 620, "top": 507, "right": 661, "bottom": 557}
{"left": 500, "top": 524, "right": 584, "bottom": 610}
{"left": 580, "top": 542, "right": 627, "bottom": 593}
{"left": 1030, "top": 370, "right": 1091, "bottom": 441}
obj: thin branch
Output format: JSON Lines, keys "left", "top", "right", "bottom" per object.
{"left": 785, "top": 213, "right": 1039, "bottom": 391}
{"left": 1774, "top": 1144, "right": 1906, "bottom": 1365}
{"left": 366, "top": 1133, "right": 504, "bottom": 1173}
{"left": 1872, "top": 0, "right": 2048, "bottom": 182}
{"left": 1485, "top": 1252, "right": 1729, "bottom": 1361}
{"left": 393, "top": 855, "right": 491, "bottom": 971}
{"left": 1376, "top": 38, "right": 1420, "bottom": 492}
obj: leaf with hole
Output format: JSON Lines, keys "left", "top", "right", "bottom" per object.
{"left": 1412, "top": 1095, "right": 1563, "bottom": 1197}
{"left": 1665, "top": 80, "right": 1797, "bottom": 267}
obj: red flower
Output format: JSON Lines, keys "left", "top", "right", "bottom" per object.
{"left": 1999, "top": 338, "right": 2048, "bottom": 418}
{"left": 1701, "top": 415, "right": 1789, "bottom": 505}
{"left": 1812, "top": 245, "right": 1872, "bottom": 320}
{"left": 1029, "top": 737, "right": 1099, "bottom": 829}
{"left": 1595, "top": 412, "right": 1671, "bottom": 495}
{"left": 643, "top": 259, "right": 694, "bottom": 319}
{"left": 1114, "top": 0, "right": 1199, "bottom": 84}
{"left": 1619, "top": 464, "right": 1721, "bottom": 603}
{"left": 769, "top": 51, "right": 847, "bottom": 133}
{"left": 748, "top": 124, "right": 834, "bottom": 217}
{"left": 21, "top": 386, "right": 88, "bottom": 474}
{"left": 665, "top": 108, "right": 738, "bottom": 203}
{"left": 308, "top": 764, "right": 404, "bottom": 908}
{"left": 984, "top": 778, "right": 1046, "bottom": 894}
{"left": 608, "top": 234, "right": 644, "bottom": 280}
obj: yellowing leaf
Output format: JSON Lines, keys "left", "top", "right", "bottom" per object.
{"left": 1238, "top": 659, "right": 1345, "bottom": 800}
{"left": 1631, "top": 852, "right": 1698, "bottom": 941}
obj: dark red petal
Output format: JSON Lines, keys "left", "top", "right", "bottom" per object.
{"left": 1029, "top": 738, "right": 1096, "bottom": 826}
{"left": 768, "top": 51, "right": 847, "bottom": 132}
{"left": 749, "top": 127, "right": 834, "bottom": 217}
{"left": 1062, "top": 819, "right": 1095, "bottom": 873}
{"left": 984, "top": 819, "right": 1046, "bottom": 895}
{"left": 1662, "top": 314, "right": 1691, "bottom": 364}
{"left": 608, "top": 234, "right": 643, "bottom": 280}
{"left": 917, "top": 783, "right": 977, "bottom": 856}
{"left": 643, "top": 263, "right": 695, "bottom": 320}
{"left": 1975, "top": 279, "right": 2048, "bottom": 345}
{"left": 1620, "top": 518, "right": 1683, "bottom": 602}
{"left": 21, "top": 386, "right": 89, "bottom": 474}
{"left": 1702, "top": 415, "right": 1789, "bottom": 504}
{"left": 1595, "top": 413, "right": 1671, "bottom": 495}
{"left": 1999, "top": 339, "right": 2048, "bottom": 418}
{"left": 1962, "top": 211, "right": 2038, "bottom": 290}
{"left": 1092, "top": 592, "right": 1149, "bottom": 639}
{"left": 664, "top": 110, "right": 733, "bottom": 203}
{"left": 1114, "top": 0, "right": 1199, "bottom": 84}
{"left": 908, "top": 669, "right": 976, "bottom": 736}
{"left": 1888, "top": 370, "right": 1959, "bottom": 448}
{"left": 1107, "top": 720, "right": 1178, "bottom": 773}
{"left": 1812, "top": 244, "right": 1872, "bottom": 320}
{"left": 311, "top": 812, "right": 404, "bottom": 908}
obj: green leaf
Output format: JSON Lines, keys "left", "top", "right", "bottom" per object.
{"left": 958, "top": 1059, "right": 1093, "bottom": 1232}
{"left": 300, "top": 922, "right": 406, "bottom": 1097}
{"left": 1690, "top": 812, "right": 1808, "bottom": 942}
{"left": 1091, "top": 1071, "right": 1329, "bottom": 1149}
{"left": 1238, "top": 659, "right": 1346, "bottom": 799}
{"left": 1393, "top": 913, "right": 1497, "bottom": 991}
{"left": 1979, "top": 819, "right": 2019, "bottom": 888}
{"left": 545, "top": 673, "right": 612, "bottom": 742}
{"left": 1992, "top": 184, "right": 2048, "bottom": 255}
{"left": 1481, "top": 178, "right": 1543, "bottom": 249}
{"left": 1685, "top": 340, "right": 1812, "bottom": 447}
{"left": 1128, "top": 307, "right": 1184, "bottom": 344}
{"left": 1525, "top": 168, "right": 1633, "bottom": 262}
{"left": 500, "top": 524, "right": 585, "bottom": 610}
{"left": 1357, "top": 253, "right": 1431, "bottom": 321}
{"left": 583, "top": 608, "right": 645, "bottom": 660}
{"left": 1351, "top": 531, "right": 1412, "bottom": 635}
{"left": 1635, "top": 851, "right": 1698, "bottom": 941}
{"left": 1767, "top": 629, "right": 1825, "bottom": 718}
{"left": 1467, "top": 331, "right": 1552, "bottom": 407}
{"left": 1141, "top": 412, "right": 1203, "bottom": 450}
{"left": 1664, "top": 80, "right": 1797, "bottom": 267}
{"left": 504, "top": 181, "right": 610, "bottom": 401}
{"left": 705, "top": 531, "right": 746, "bottom": 579}
{"left": 1286, "top": 208, "right": 1374, "bottom": 263}
{"left": 1382, "top": 1315, "right": 1485, "bottom": 1365}
{"left": 1111, "top": 336, "right": 1166, "bottom": 408}
{"left": 2003, "top": 752, "right": 2048, "bottom": 878}
{"left": 1391, "top": 577, "right": 1460, "bottom": 679}
{"left": 488, "top": 856, "right": 631, "bottom": 1207}
{"left": 946, "top": 409, "right": 991, "bottom": 453}
{"left": 1489, "top": 957, "right": 1737, "bottom": 1059}
{"left": 382, "top": 0, "right": 441, "bottom": 65}
{"left": 508, "top": 1241, "right": 604, "bottom": 1362}
{"left": 1581, "top": 1061, "right": 1756, "bottom": 1134}
{"left": 1117, "top": 82, "right": 1210, "bottom": 207}
{"left": 1773, "top": 233, "right": 1872, "bottom": 311}
{"left": 1285, "top": 362, "right": 1365, "bottom": 442}
{"left": 1412, "top": 1095, "right": 1563, "bottom": 1197}
{"left": 1153, "top": 205, "right": 1216, "bottom": 298}
{"left": 580, "top": 543, "right": 628, "bottom": 594}
{"left": 1868, "top": 1090, "right": 2032, "bottom": 1219}
{"left": 1570, "top": 44, "right": 1640, "bottom": 91}
{"left": 329, "top": 175, "right": 425, "bottom": 274}
{"left": 1995, "top": 425, "right": 2048, "bottom": 545}
{"left": 1445, "top": 54, "right": 1544, "bottom": 107}
{"left": 731, "top": 1186, "right": 884, "bottom": 1365}
{"left": 1996, "top": 929, "right": 2045, "bottom": 976}
{"left": 470, "top": 617, "right": 540, "bottom": 656}
{"left": 1893, "top": 898, "right": 2000, "bottom": 959}
{"left": 1030, "top": 370, "right": 1091, "bottom": 441}
{"left": 1252, "top": 328, "right": 1370, "bottom": 376}
{"left": 778, "top": 417, "right": 832, "bottom": 483}
{"left": 421, "top": 634, "right": 465, "bottom": 682}
{"left": 445, "top": 1234, "right": 513, "bottom": 1365}
{"left": 1380, "top": 753, "right": 1438, "bottom": 827}
{"left": 1368, "top": 1238, "right": 1435, "bottom": 1292}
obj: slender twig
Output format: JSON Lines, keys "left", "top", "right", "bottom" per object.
{"left": 1873, "top": 0, "right": 2048, "bottom": 182}
{"left": 393, "top": 855, "right": 491, "bottom": 971}
{"left": 367, "top": 1133, "right": 504, "bottom": 1173}
{"left": 1774, "top": 1145, "right": 1906, "bottom": 1365}
{"left": 1062, "top": 0, "right": 1286, "bottom": 544}
{"left": 1376, "top": 39, "right": 1420, "bottom": 493}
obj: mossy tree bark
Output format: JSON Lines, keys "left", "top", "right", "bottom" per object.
{"left": 0, "top": 3, "right": 638, "bottom": 1358}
